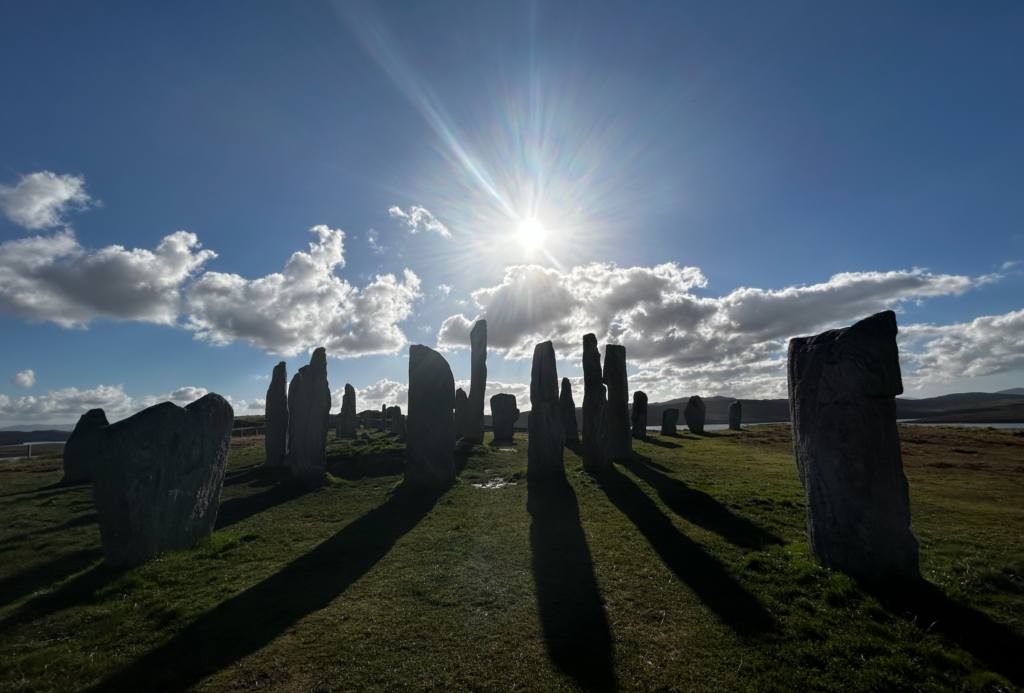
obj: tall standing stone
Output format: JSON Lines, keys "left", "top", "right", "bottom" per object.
{"left": 337, "top": 383, "right": 358, "bottom": 439}
{"left": 379, "top": 404, "right": 387, "bottom": 431}
{"left": 661, "top": 408, "right": 679, "bottom": 436}
{"left": 490, "top": 394, "right": 520, "bottom": 444}
{"left": 560, "top": 378, "right": 579, "bottom": 444}
{"left": 788, "top": 310, "right": 919, "bottom": 581}
{"left": 683, "top": 396, "right": 706, "bottom": 434}
{"left": 93, "top": 394, "right": 233, "bottom": 567}
{"left": 528, "top": 341, "right": 565, "bottom": 478}
{"left": 604, "top": 344, "right": 631, "bottom": 460}
{"left": 455, "top": 388, "right": 469, "bottom": 440}
{"left": 406, "top": 345, "right": 456, "bottom": 488}
{"left": 62, "top": 408, "right": 108, "bottom": 484}
{"left": 265, "top": 362, "right": 288, "bottom": 468}
{"left": 287, "top": 347, "right": 331, "bottom": 485}
{"left": 631, "top": 391, "right": 648, "bottom": 439}
{"left": 465, "top": 319, "right": 487, "bottom": 444}
{"left": 729, "top": 401, "right": 742, "bottom": 431}
{"left": 581, "top": 333, "right": 613, "bottom": 473}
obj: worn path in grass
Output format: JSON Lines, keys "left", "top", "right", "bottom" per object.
{"left": 1, "top": 426, "right": 1022, "bottom": 692}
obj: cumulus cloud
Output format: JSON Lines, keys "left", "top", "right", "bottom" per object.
{"left": 0, "top": 230, "right": 215, "bottom": 327}
{"left": 389, "top": 205, "right": 451, "bottom": 238}
{"left": 349, "top": 378, "right": 408, "bottom": 411}
{"left": 0, "top": 384, "right": 209, "bottom": 425}
{"left": 901, "top": 308, "right": 1024, "bottom": 383}
{"left": 11, "top": 370, "right": 35, "bottom": 388}
{"left": 0, "top": 172, "right": 95, "bottom": 230}
{"left": 366, "top": 228, "right": 387, "bottom": 254}
{"left": 239, "top": 398, "right": 266, "bottom": 411}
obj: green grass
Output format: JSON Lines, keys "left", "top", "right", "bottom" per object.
{"left": 0, "top": 426, "right": 1022, "bottom": 692}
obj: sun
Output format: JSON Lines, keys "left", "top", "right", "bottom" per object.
{"left": 517, "top": 218, "right": 546, "bottom": 250}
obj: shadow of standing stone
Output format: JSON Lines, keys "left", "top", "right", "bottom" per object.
{"left": 62, "top": 408, "right": 108, "bottom": 484}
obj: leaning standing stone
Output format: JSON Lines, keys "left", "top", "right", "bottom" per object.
{"left": 287, "top": 347, "right": 331, "bottom": 486}
{"left": 631, "top": 391, "right": 648, "bottom": 439}
{"left": 528, "top": 341, "right": 565, "bottom": 479}
{"left": 560, "top": 378, "right": 579, "bottom": 444}
{"left": 464, "top": 319, "right": 487, "bottom": 444}
{"left": 789, "top": 310, "right": 920, "bottom": 581}
{"left": 661, "top": 408, "right": 679, "bottom": 436}
{"left": 683, "top": 396, "right": 706, "bottom": 434}
{"left": 604, "top": 344, "right": 631, "bottom": 460}
{"left": 265, "top": 362, "right": 288, "bottom": 468}
{"left": 455, "top": 388, "right": 469, "bottom": 440}
{"left": 406, "top": 345, "right": 456, "bottom": 487}
{"left": 581, "top": 333, "right": 613, "bottom": 473}
{"left": 62, "top": 408, "right": 109, "bottom": 484}
{"left": 729, "top": 401, "right": 742, "bottom": 431}
{"left": 491, "top": 394, "right": 519, "bottom": 443}
{"left": 93, "top": 394, "right": 233, "bottom": 567}
{"left": 337, "top": 383, "right": 358, "bottom": 439}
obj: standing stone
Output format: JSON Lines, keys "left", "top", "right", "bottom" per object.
{"left": 387, "top": 406, "right": 405, "bottom": 435}
{"left": 604, "top": 344, "right": 631, "bottom": 460}
{"left": 581, "top": 333, "right": 613, "bottom": 473}
{"left": 788, "top": 310, "right": 919, "bottom": 581}
{"left": 560, "top": 378, "right": 579, "bottom": 444}
{"left": 379, "top": 404, "right": 387, "bottom": 431}
{"left": 527, "top": 341, "right": 565, "bottom": 479}
{"left": 465, "top": 320, "right": 487, "bottom": 444}
{"left": 729, "top": 401, "right": 742, "bottom": 431}
{"left": 93, "top": 394, "right": 233, "bottom": 567}
{"left": 661, "top": 408, "right": 679, "bottom": 436}
{"left": 406, "top": 345, "right": 456, "bottom": 488}
{"left": 337, "top": 384, "right": 358, "bottom": 439}
{"left": 62, "top": 408, "right": 108, "bottom": 484}
{"left": 287, "top": 347, "right": 331, "bottom": 485}
{"left": 683, "top": 396, "right": 706, "bottom": 434}
{"left": 455, "top": 388, "right": 469, "bottom": 440}
{"left": 265, "top": 362, "right": 288, "bottom": 468}
{"left": 631, "top": 391, "right": 648, "bottom": 439}
{"left": 490, "top": 394, "right": 520, "bottom": 444}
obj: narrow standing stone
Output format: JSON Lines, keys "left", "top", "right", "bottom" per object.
{"left": 337, "top": 383, "right": 358, "bottom": 439}
{"left": 380, "top": 404, "right": 387, "bottom": 431}
{"left": 465, "top": 319, "right": 487, "bottom": 444}
{"left": 387, "top": 406, "right": 405, "bottom": 435}
{"left": 604, "top": 344, "right": 631, "bottom": 460}
{"left": 661, "top": 408, "right": 679, "bottom": 436}
{"left": 788, "top": 310, "right": 919, "bottom": 581}
{"left": 455, "top": 388, "right": 469, "bottom": 440}
{"left": 631, "top": 391, "right": 648, "bottom": 439}
{"left": 406, "top": 345, "right": 456, "bottom": 488}
{"left": 581, "top": 334, "right": 613, "bottom": 473}
{"left": 490, "top": 394, "right": 520, "bottom": 443}
{"left": 62, "top": 408, "right": 109, "bottom": 484}
{"left": 729, "top": 400, "right": 742, "bottom": 431}
{"left": 287, "top": 347, "right": 331, "bottom": 486}
{"left": 683, "top": 395, "right": 706, "bottom": 434}
{"left": 560, "top": 378, "right": 579, "bottom": 444}
{"left": 265, "top": 362, "right": 288, "bottom": 467}
{"left": 528, "top": 341, "right": 565, "bottom": 479}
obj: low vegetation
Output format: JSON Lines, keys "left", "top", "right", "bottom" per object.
{"left": 1, "top": 425, "right": 1022, "bottom": 692}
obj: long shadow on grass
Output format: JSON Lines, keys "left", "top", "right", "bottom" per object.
{"left": 0, "top": 560, "right": 123, "bottom": 633}
{"left": 86, "top": 482, "right": 448, "bottom": 693}
{"left": 528, "top": 476, "right": 616, "bottom": 692}
{"left": 625, "top": 456, "right": 783, "bottom": 550}
{"left": 0, "top": 512, "right": 98, "bottom": 548}
{"left": 596, "top": 468, "right": 774, "bottom": 636}
{"left": 0, "top": 547, "right": 103, "bottom": 608}
{"left": 214, "top": 483, "right": 311, "bottom": 530}
{"left": 645, "top": 437, "right": 681, "bottom": 449}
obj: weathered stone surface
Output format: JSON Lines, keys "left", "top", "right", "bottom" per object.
{"left": 661, "top": 408, "right": 679, "bottom": 436}
{"left": 379, "top": 404, "right": 387, "bottom": 431}
{"left": 631, "top": 391, "right": 648, "bottom": 439}
{"left": 387, "top": 406, "right": 406, "bottom": 436}
{"left": 337, "top": 384, "right": 358, "bottom": 439}
{"left": 603, "top": 344, "right": 631, "bottom": 460}
{"left": 729, "top": 400, "right": 742, "bottom": 431}
{"left": 788, "top": 310, "right": 919, "bottom": 581}
{"left": 455, "top": 388, "right": 469, "bottom": 440}
{"left": 62, "top": 408, "right": 108, "bottom": 484}
{"left": 464, "top": 319, "right": 487, "bottom": 444}
{"left": 287, "top": 348, "right": 331, "bottom": 485}
{"left": 683, "top": 396, "right": 706, "bottom": 434}
{"left": 490, "top": 394, "right": 519, "bottom": 443}
{"left": 560, "top": 378, "right": 579, "bottom": 444}
{"left": 264, "top": 362, "right": 288, "bottom": 468}
{"left": 528, "top": 341, "right": 565, "bottom": 478}
{"left": 406, "top": 345, "right": 456, "bottom": 487}
{"left": 93, "top": 394, "right": 233, "bottom": 567}
{"left": 581, "top": 333, "right": 614, "bottom": 473}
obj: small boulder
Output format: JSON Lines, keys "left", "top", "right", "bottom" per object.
{"left": 683, "top": 396, "right": 706, "bottom": 434}
{"left": 661, "top": 408, "right": 679, "bottom": 436}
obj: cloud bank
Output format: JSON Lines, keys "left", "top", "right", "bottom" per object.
{"left": 0, "top": 384, "right": 209, "bottom": 425}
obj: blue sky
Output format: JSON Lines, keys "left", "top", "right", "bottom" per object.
{"left": 1, "top": 1, "right": 1022, "bottom": 424}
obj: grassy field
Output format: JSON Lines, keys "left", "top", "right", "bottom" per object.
{"left": 1, "top": 425, "right": 1022, "bottom": 692}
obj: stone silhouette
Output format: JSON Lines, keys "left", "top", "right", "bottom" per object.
{"left": 379, "top": 404, "right": 387, "bottom": 431}
{"left": 604, "top": 344, "right": 631, "bottom": 460}
{"left": 464, "top": 319, "right": 487, "bottom": 444}
{"left": 683, "top": 395, "right": 706, "bottom": 434}
{"left": 560, "top": 378, "right": 579, "bottom": 444}
{"left": 729, "top": 400, "right": 742, "bottom": 431}
{"left": 455, "top": 387, "right": 469, "bottom": 440}
{"left": 581, "top": 333, "right": 613, "bottom": 473}
{"left": 631, "top": 390, "right": 648, "bottom": 439}
{"left": 337, "top": 383, "right": 358, "bottom": 439}
{"left": 527, "top": 341, "right": 565, "bottom": 479}
{"left": 62, "top": 408, "right": 108, "bottom": 484}
{"left": 287, "top": 347, "right": 331, "bottom": 485}
{"left": 387, "top": 406, "right": 405, "bottom": 436}
{"left": 490, "top": 394, "right": 519, "bottom": 444}
{"left": 661, "top": 408, "right": 679, "bottom": 436}
{"left": 406, "top": 345, "right": 456, "bottom": 487}
{"left": 93, "top": 394, "right": 233, "bottom": 567}
{"left": 264, "top": 362, "right": 288, "bottom": 468}
{"left": 788, "top": 310, "right": 920, "bottom": 581}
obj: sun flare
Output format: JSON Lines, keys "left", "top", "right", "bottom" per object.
{"left": 517, "top": 218, "right": 546, "bottom": 250}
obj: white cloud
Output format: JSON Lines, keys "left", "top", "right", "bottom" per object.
{"left": 0, "top": 171, "right": 95, "bottom": 230}
{"left": 389, "top": 205, "right": 451, "bottom": 238}
{"left": 11, "top": 370, "right": 35, "bottom": 388}
{"left": 240, "top": 398, "right": 266, "bottom": 411}
{"left": 900, "top": 308, "right": 1024, "bottom": 383}
{"left": 184, "top": 226, "right": 422, "bottom": 357}
{"left": 437, "top": 284, "right": 452, "bottom": 297}
{"left": 366, "top": 228, "right": 387, "bottom": 254}
{"left": 0, "top": 230, "right": 215, "bottom": 327}
{"left": 0, "top": 384, "right": 210, "bottom": 425}
{"left": 1001, "top": 260, "right": 1020, "bottom": 271}
{"left": 350, "top": 378, "right": 408, "bottom": 412}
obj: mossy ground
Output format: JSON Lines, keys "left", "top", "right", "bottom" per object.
{"left": 0, "top": 425, "right": 1022, "bottom": 692}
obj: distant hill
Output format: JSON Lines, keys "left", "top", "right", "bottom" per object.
{"left": 0, "top": 430, "right": 72, "bottom": 446}
{"left": 997, "top": 387, "right": 1024, "bottom": 396}
{"left": 0, "top": 423, "right": 75, "bottom": 432}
